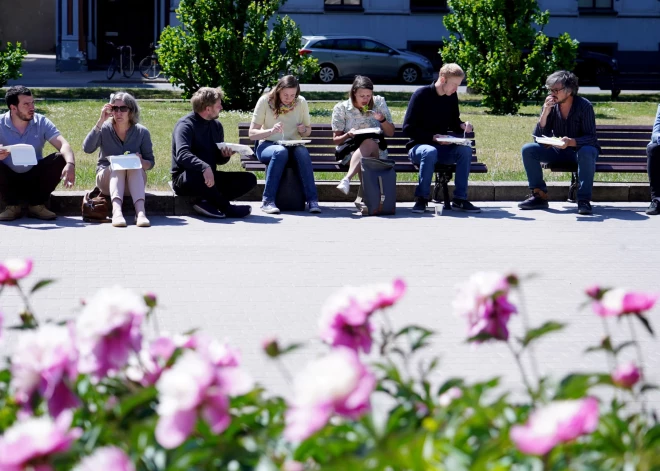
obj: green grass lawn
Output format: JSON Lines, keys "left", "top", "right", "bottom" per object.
{"left": 26, "top": 89, "right": 660, "bottom": 191}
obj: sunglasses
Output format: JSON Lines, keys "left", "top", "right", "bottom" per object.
{"left": 111, "top": 105, "right": 130, "bottom": 113}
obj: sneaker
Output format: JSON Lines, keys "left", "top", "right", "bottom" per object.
{"left": 577, "top": 200, "right": 592, "bottom": 215}
{"left": 336, "top": 178, "right": 350, "bottom": 195}
{"left": 451, "top": 198, "right": 481, "bottom": 213}
{"left": 135, "top": 213, "right": 151, "bottom": 227}
{"left": 308, "top": 201, "right": 322, "bottom": 213}
{"left": 646, "top": 200, "right": 660, "bottom": 215}
{"left": 27, "top": 204, "right": 56, "bottom": 220}
{"left": 112, "top": 215, "right": 127, "bottom": 227}
{"left": 224, "top": 204, "right": 252, "bottom": 218}
{"left": 0, "top": 205, "right": 22, "bottom": 221}
{"left": 518, "top": 189, "right": 549, "bottom": 210}
{"left": 261, "top": 201, "right": 280, "bottom": 214}
{"left": 412, "top": 198, "right": 428, "bottom": 213}
{"left": 193, "top": 200, "right": 226, "bottom": 219}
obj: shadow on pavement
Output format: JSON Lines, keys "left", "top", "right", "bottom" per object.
{"left": 545, "top": 205, "right": 650, "bottom": 221}
{"left": 12, "top": 216, "right": 87, "bottom": 230}
{"left": 188, "top": 214, "right": 283, "bottom": 224}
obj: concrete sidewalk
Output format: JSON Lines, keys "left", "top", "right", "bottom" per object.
{"left": 1, "top": 201, "right": 658, "bottom": 407}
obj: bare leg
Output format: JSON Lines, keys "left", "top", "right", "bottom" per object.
{"left": 349, "top": 139, "right": 380, "bottom": 183}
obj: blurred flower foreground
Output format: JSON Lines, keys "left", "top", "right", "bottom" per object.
{"left": 0, "top": 259, "right": 659, "bottom": 470}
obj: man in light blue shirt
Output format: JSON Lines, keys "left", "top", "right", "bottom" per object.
{"left": 0, "top": 86, "right": 76, "bottom": 221}
{"left": 646, "top": 104, "right": 660, "bottom": 215}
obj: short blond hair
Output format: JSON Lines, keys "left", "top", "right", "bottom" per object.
{"left": 191, "top": 87, "right": 225, "bottom": 113}
{"left": 439, "top": 63, "right": 465, "bottom": 79}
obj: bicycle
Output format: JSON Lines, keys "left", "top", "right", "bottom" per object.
{"left": 139, "top": 42, "right": 162, "bottom": 80}
{"left": 106, "top": 41, "right": 135, "bottom": 80}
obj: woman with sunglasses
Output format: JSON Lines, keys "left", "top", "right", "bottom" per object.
{"left": 83, "top": 91, "right": 155, "bottom": 227}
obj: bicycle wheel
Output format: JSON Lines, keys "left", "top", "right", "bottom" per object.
{"left": 123, "top": 54, "right": 135, "bottom": 78}
{"left": 142, "top": 57, "right": 162, "bottom": 79}
{"left": 106, "top": 58, "right": 116, "bottom": 80}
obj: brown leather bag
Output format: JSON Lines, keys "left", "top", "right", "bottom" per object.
{"left": 82, "top": 187, "right": 111, "bottom": 223}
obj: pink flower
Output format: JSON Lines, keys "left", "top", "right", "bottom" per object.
{"left": 0, "top": 310, "right": 3, "bottom": 341}
{"left": 453, "top": 272, "right": 518, "bottom": 342}
{"left": 510, "top": 398, "right": 599, "bottom": 455}
{"left": 438, "top": 387, "right": 463, "bottom": 407}
{"left": 0, "top": 410, "right": 82, "bottom": 470}
{"left": 285, "top": 348, "right": 376, "bottom": 442}
{"left": 74, "top": 286, "right": 147, "bottom": 379}
{"left": 611, "top": 362, "right": 641, "bottom": 389}
{"left": 319, "top": 278, "right": 406, "bottom": 353}
{"left": 591, "top": 288, "right": 658, "bottom": 317}
{"left": 0, "top": 258, "right": 33, "bottom": 285}
{"left": 10, "top": 324, "right": 79, "bottom": 417}
{"left": 73, "top": 447, "right": 135, "bottom": 471}
{"left": 155, "top": 349, "right": 253, "bottom": 449}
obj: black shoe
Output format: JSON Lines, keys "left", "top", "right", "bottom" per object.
{"left": 518, "top": 190, "right": 549, "bottom": 210}
{"left": 646, "top": 200, "right": 660, "bottom": 215}
{"left": 451, "top": 198, "right": 481, "bottom": 213}
{"left": 224, "top": 204, "right": 252, "bottom": 218}
{"left": 193, "top": 200, "right": 226, "bottom": 219}
{"left": 577, "top": 200, "right": 592, "bottom": 215}
{"left": 412, "top": 198, "right": 428, "bottom": 213}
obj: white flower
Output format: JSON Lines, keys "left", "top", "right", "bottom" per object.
{"left": 292, "top": 351, "right": 361, "bottom": 407}
{"left": 156, "top": 350, "right": 214, "bottom": 416}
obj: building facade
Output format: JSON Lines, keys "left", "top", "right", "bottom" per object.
{"left": 278, "top": 0, "right": 660, "bottom": 73}
{"left": 55, "top": 0, "right": 170, "bottom": 71}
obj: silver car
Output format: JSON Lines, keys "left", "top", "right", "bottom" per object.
{"left": 300, "top": 35, "right": 435, "bottom": 84}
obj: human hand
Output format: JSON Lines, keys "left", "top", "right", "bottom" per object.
{"left": 296, "top": 123, "right": 307, "bottom": 134}
{"left": 542, "top": 95, "right": 555, "bottom": 115}
{"left": 137, "top": 152, "right": 150, "bottom": 170}
{"left": 220, "top": 147, "right": 233, "bottom": 158}
{"left": 61, "top": 163, "right": 75, "bottom": 187}
{"left": 558, "top": 137, "right": 572, "bottom": 149}
{"left": 271, "top": 122, "right": 283, "bottom": 135}
{"left": 434, "top": 134, "right": 451, "bottom": 145}
{"left": 100, "top": 103, "right": 113, "bottom": 122}
{"left": 0, "top": 146, "right": 9, "bottom": 161}
{"left": 462, "top": 121, "right": 473, "bottom": 134}
{"left": 202, "top": 167, "right": 215, "bottom": 188}
{"left": 372, "top": 111, "right": 385, "bottom": 122}
{"left": 346, "top": 128, "right": 356, "bottom": 138}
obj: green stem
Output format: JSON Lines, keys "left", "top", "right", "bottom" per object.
{"left": 276, "top": 358, "right": 293, "bottom": 384}
{"left": 15, "top": 283, "right": 38, "bottom": 327}
{"left": 516, "top": 286, "right": 540, "bottom": 383}
{"left": 626, "top": 315, "right": 648, "bottom": 414}
{"left": 600, "top": 317, "right": 616, "bottom": 370}
{"left": 507, "top": 340, "right": 536, "bottom": 405}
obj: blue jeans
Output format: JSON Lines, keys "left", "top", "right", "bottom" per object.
{"left": 256, "top": 141, "right": 318, "bottom": 203}
{"left": 521, "top": 143, "right": 598, "bottom": 201}
{"left": 408, "top": 144, "right": 472, "bottom": 200}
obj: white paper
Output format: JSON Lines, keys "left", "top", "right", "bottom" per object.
{"left": 216, "top": 142, "right": 254, "bottom": 156}
{"left": 434, "top": 136, "right": 472, "bottom": 146}
{"left": 276, "top": 140, "right": 312, "bottom": 146}
{"left": 534, "top": 136, "right": 565, "bottom": 147}
{"left": 352, "top": 127, "right": 382, "bottom": 135}
{"left": 109, "top": 153, "right": 142, "bottom": 171}
{"left": 9, "top": 144, "right": 37, "bottom": 166}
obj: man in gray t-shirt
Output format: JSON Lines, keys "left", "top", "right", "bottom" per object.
{"left": 0, "top": 86, "right": 76, "bottom": 221}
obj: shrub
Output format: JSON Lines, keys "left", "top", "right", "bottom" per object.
{"left": 442, "top": 0, "right": 578, "bottom": 115}
{"left": 157, "top": 0, "right": 319, "bottom": 111}
{"left": 0, "top": 41, "right": 28, "bottom": 88}
{"left": 1, "top": 259, "right": 659, "bottom": 470}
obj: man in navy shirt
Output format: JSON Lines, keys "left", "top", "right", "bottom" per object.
{"left": 519, "top": 70, "right": 599, "bottom": 215}
{"left": 0, "top": 86, "right": 76, "bottom": 221}
{"left": 646, "top": 104, "right": 660, "bottom": 215}
{"left": 403, "top": 63, "right": 479, "bottom": 214}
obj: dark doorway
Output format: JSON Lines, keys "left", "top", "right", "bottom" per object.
{"left": 97, "top": 0, "right": 155, "bottom": 66}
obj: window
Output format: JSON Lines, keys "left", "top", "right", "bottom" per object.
{"left": 410, "top": 0, "right": 448, "bottom": 13}
{"left": 334, "top": 39, "right": 361, "bottom": 51}
{"left": 578, "top": 0, "right": 613, "bottom": 8}
{"left": 311, "top": 40, "right": 336, "bottom": 50}
{"left": 324, "top": 0, "right": 363, "bottom": 12}
{"left": 361, "top": 40, "right": 391, "bottom": 54}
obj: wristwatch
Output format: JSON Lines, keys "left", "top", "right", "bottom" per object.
{"left": 378, "top": 117, "right": 386, "bottom": 123}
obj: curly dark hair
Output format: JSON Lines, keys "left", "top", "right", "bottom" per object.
{"left": 5, "top": 86, "right": 32, "bottom": 109}
{"left": 546, "top": 70, "right": 579, "bottom": 96}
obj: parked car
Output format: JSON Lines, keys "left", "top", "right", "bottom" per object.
{"left": 299, "top": 35, "right": 435, "bottom": 84}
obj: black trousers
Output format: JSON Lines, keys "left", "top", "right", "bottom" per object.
{"left": 0, "top": 152, "right": 66, "bottom": 205}
{"left": 648, "top": 143, "right": 660, "bottom": 201}
{"left": 172, "top": 168, "right": 257, "bottom": 210}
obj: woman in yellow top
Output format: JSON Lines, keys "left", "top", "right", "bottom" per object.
{"left": 249, "top": 75, "right": 320, "bottom": 214}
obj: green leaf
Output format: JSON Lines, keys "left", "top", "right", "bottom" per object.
{"left": 115, "top": 386, "right": 158, "bottom": 420}
{"left": 634, "top": 313, "right": 655, "bottom": 336}
{"left": 30, "top": 278, "right": 56, "bottom": 294}
{"left": 519, "top": 321, "right": 565, "bottom": 347}
{"left": 554, "top": 373, "right": 613, "bottom": 399}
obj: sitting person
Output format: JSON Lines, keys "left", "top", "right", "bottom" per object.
{"left": 171, "top": 87, "right": 256, "bottom": 219}
{"left": 83, "top": 92, "right": 154, "bottom": 227}
{"left": 332, "top": 75, "right": 395, "bottom": 195}
{"left": 646, "top": 103, "right": 660, "bottom": 215}
{"left": 249, "top": 75, "right": 320, "bottom": 214}
{"left": 402, "top": 63, "right": 479, "bottom": 214}
{"left": 0, "top": 85, "right": 76, "bottom": 221}
{"left": 519, "top": 70, "right": 599, "bottom": 215}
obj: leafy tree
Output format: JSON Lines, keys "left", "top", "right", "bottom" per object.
{"left": 442, "top": 0, "right": 578, "bottom": 115}
{"left": 158, "top": 0, "right": 319, "bottom": 110}
{"left": 0, "top": 41, "right": 28, "bottom": 88}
